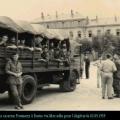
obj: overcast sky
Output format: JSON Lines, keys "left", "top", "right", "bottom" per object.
{"left": 0, "top": 0, "right": 120, "bottom": 21}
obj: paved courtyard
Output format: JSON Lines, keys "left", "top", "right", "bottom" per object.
{"left": 0, "top": 64, "right": 120, "bottom": 111}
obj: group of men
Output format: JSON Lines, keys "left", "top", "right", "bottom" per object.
{"left": 0, "top": 35, "right": 71, "bottom": 110}
{"left": 0, "top": 35, "right": 70, "bottom": 62}
{"left": 94, "top": 54, "right": 120, "bottom": 99}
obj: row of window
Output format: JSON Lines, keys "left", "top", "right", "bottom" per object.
{"left": 69, "top": 29, "right": 120, "bottom": 38}
{"left": 44, "top": 20, "right": 85, "bottom": 29}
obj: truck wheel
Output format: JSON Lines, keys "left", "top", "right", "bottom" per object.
{"left": 21, "top": 75, "right": 37, "bottom": 104}
{"left": 60, "top": 71, "right": 77, "bottom": 92}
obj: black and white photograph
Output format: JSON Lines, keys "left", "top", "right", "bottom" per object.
{"left": 0, "top": 0, "right": 120, "bottom": 117}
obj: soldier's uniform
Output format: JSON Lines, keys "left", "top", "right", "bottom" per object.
{"left": 41, "top": 50, "right": 49, "bottom": 61}
{"left": 100, "top": 58, "right": 117, "bottom": 98}
{"left": 49, "top": 49, "right": 54, "bottom": 60}
{"left": 0, "top": 36, "right": 8, "bottom": 46}
{"left": 60, "top": 48, "right": 69, "bottom": 60}
{"left": 113, "top": 59, "right": 120, "bottom": 97}
{"left": 84, "top": 55, "right": 90, "bottom": 79}
{"left": 5, "top": 59, "right": 22, "bottom": 107}
{"left": 54, "top": 48, "right": 60, "bottom": 60}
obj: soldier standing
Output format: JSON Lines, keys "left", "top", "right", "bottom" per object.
{"left": 100, "top": 54, "right": 117, "bottom": 99}
{"left": 84, "top": 54, "right": 90, "bottom": 79}
{"left": 5, "top": 53, "right": 23, "bottom": 109}
{"left": 113, "top": 54, "right": 120, "bottom": 97}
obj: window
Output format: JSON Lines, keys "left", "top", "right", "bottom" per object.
{"left": 47, "top": 24, "right": 49, "bottom": 29}
{"left": 106, "top": 29, "right": 111, "bottom": 34}
{"left": 97, "top": 30, "right": 101, "bottom": 36}
{"left": 97, "top": 30, "right": 101, "bottom": 34}
{"left": 77, "top": 31, "right": 81, "bottom": 38}
{"left": 116, "top": 29, "right": 120, "bottom": 36}
{"left": 88, "top": 30, "right": 92, "bottom": 37}
{"left": 62, "top": 21, "right": 64, "bottom": 27}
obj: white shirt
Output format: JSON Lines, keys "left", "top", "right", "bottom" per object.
{"left": 100, "top": 59, "right": 117, "bottom": 73}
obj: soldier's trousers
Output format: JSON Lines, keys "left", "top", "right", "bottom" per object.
{"left": 85, "top": 66, "right": 90, "bottom": 79}
{"left": 101, "top": 73, "right": 113, "bottom": 98}
{"left": 113, "top": 78, "right": 120, "bottom": 96}
{"left": 9, "top": 84, "right": 22, "bottom": 106}
{"left": 80, "top": 68, "right": 83, "bottom": 78}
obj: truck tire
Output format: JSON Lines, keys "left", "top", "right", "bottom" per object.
{"left": 60, "top": 71, "right": 77, "bottom": 92}
{"left": 21, "top": 75, "right": 37, "bottom": 104}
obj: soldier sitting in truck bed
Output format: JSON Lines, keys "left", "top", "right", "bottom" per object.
{"left": 54, "top": 45, "right": 61, "bottom": 62}
{"left": 18, "top": 39, "right": 34, "bottom": 51}
{"left": 7, "top": 37, "right": 17, "bottom": 49}
{"left": 49, "top": 42, "right": 55, "bottom": 61}
{"left": 0, "top": 35, "right": 8, "bottom": 46}
{"left": 18, "top": 39, "right": 25, "bottom": 49}
{"left": 40, "top": 45, "right": 49, "bottom": 63}
{"left": 34, "top": 36, "right": 42, "bottom": 51}
{"left": 60, "top": 42, "right": 70, "bottom": 64}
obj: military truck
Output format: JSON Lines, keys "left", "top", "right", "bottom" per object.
{"left": 0, "top": 16, "right": 81, "bottom": 104}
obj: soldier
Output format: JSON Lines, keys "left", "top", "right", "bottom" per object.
{"left": 0, "top": 35, "right": 8, "bottom": 46}
{"left": 75, "top": 31, "right": 81, "bottom": 44}
{"left": 54, "top": 45, "right": 61, "bottom": 60}
{"left": 18, "top": 39, "right": 25, "bottom": 49}
{"left": 41, "top": 46, "right": 49, "bottom": 61}
{"left": 5, "top": 53, "right": 23, "bottom": 109}
{"left": 100, "top": 54, "right": 117, "bottom": 99}
{"left": 84, "top": 53, "right": 90, "bottom": 79}
{"left": 60, "top": 43, "right": 68, "bottom": 61}
{"left": 69, "top": 31, "right": 74, "bottom": 41}
{"left": 7, "top": 37, "right": 17, "bottom": 49}
{"left": 113, "top": 54, "right": 120, "bottom": 97}
{"left": 49, "top": 42, "right": 55, "bottom": 60}
{"left": 34, "top": 36, "right": 42, "bottom": 51}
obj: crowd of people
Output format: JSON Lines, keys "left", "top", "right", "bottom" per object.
{"left": 93, "top": 54, "right": 120, "bottom": 99}
{"left": 0, "top": 35, "right": 70, "bottom": 63}
{"left": 73, "top": 30, "right": 120, "bottom": 99}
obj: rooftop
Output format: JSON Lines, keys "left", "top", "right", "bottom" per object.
{"left": 87, "top": 17, "right": 120, "bottom": 27}
{"left": 33, "top": 12, "right": 84, "bottom": 23}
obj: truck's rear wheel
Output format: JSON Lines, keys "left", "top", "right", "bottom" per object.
{"left": 60, "top": 71, "right": 77, "bottom": 92}
{"left": 21, "top": 75, "right": 37, "bottom": 104}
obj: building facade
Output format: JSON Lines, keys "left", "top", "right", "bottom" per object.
{"left": 33, "top": 15, "right": 120, "bottom": 40}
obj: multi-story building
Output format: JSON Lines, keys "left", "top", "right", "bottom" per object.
{"left": 33, "top": 14, "right": 120, "bottom": 40}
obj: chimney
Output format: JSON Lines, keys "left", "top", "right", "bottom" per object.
{"left": 41, "top": 12, "right": 44, "bottom": 20}
{"left": 96, "top": 16, "right": 98, "bottom": 23}
{"left": 56, "top": 11, "right": 58, "bottom": 19}
{"left": 114, "top": 16, "right": 117, "bottom": 22}
{"left": 86, "top": 16, "right": 89, "bottom": 25}
{"left": 71, "top": 9, "right": 74, "bottom": 18}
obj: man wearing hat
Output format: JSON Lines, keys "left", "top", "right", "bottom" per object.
{"left": 100, "top": 54, "right": 117, "bottom": 99}
{"left": 0, "top": 35, "right": 8, "bottom": 46}
{"left": 84, "top": 53, "right": 90, "bottom": 79}
{"left": 113, "top": 54, "right": 120, "bottom": 97}
{"left": 41, "top": 45, "right": 49, "bottom": 61}
{"left": 34, "top": 36, "right": 43, "bottom": 51}
{"left": 5, "top": 53, "right": 23, "bottom": 109}
{"left": 7, "top": 37, "right": 17, "bottom": 49}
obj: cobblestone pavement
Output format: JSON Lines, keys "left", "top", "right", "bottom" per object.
{"left": 0, "top": 64, "right": 120, "bottom": 111}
